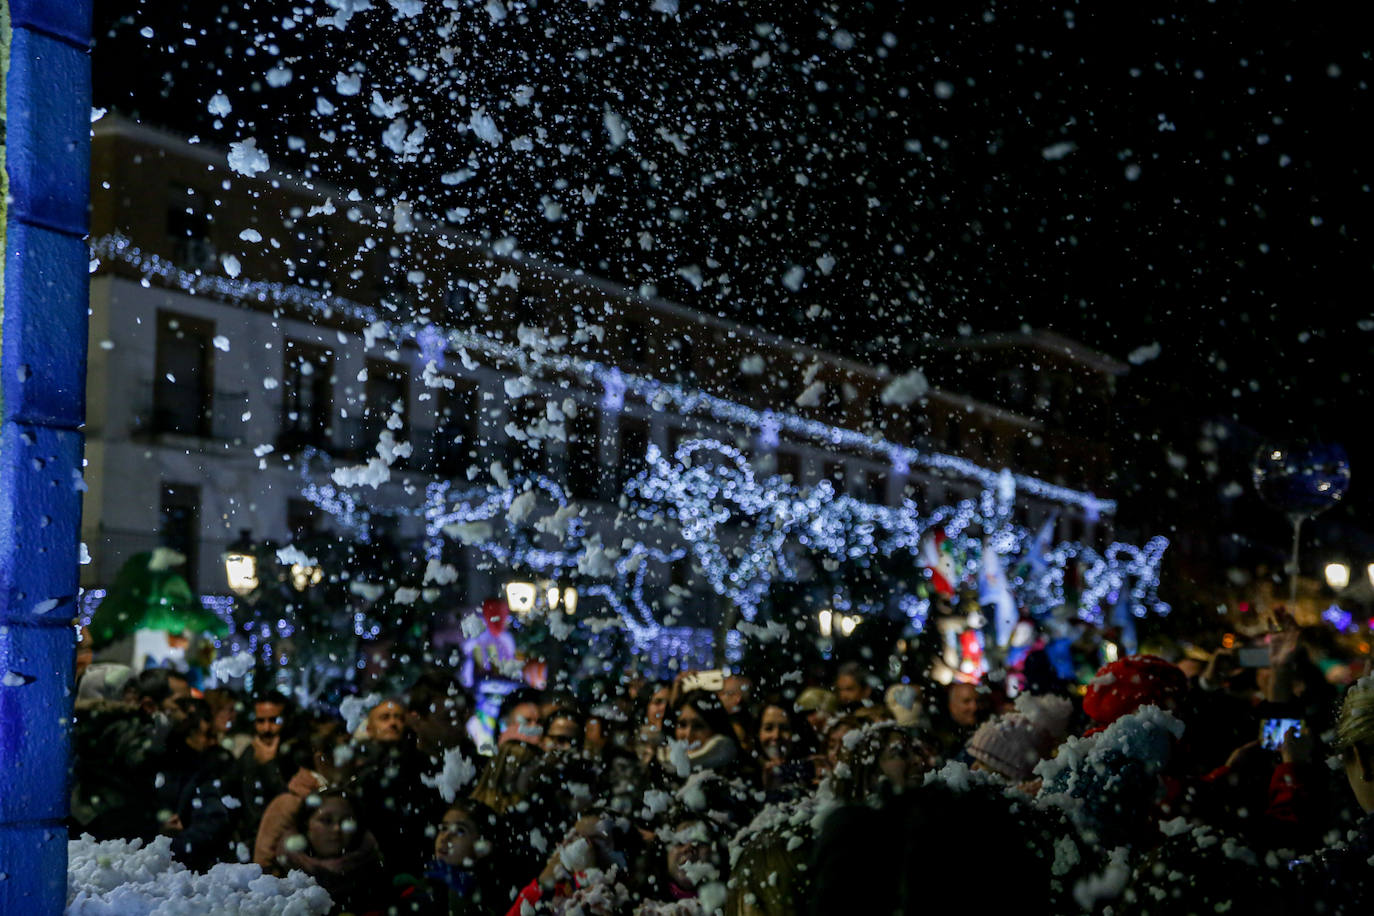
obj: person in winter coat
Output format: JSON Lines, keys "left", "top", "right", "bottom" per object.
{"left": 502, "top": 808, "right": 645, "bottom": 916}
{"left": 149, "top": 698, "right": 235, "bottom": 871}
{"left": 253, "top": 716, "right": 354, "bottom": 872}
{"left": 280, "top": 790, "right": 390, "bottom": 916}
{"left": 657, "top": 691, "right": 749, "bottom": 780}
{"left": 1282, "top": 674, "right": 1374, "bottom": 914}
{"left": 394, "top": 800, "right": 501, "bottom": 916}
{"left": 70, "top": 667, "right": 188, "bottom": 840}
{"left": 832, "top": 723, "right": 934, "bottom": 804}
{"left": 752, "top": 696, "right": 820, "bottom": 792}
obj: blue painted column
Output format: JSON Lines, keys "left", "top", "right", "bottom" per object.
{"left": 0, "top": 1, "right": 93, "bottom": 911}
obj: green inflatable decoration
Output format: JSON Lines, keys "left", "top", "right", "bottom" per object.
{"left": 88, "top": 549, "right": 229, "bottom": 648}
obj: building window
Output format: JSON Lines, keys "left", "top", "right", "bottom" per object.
{"left": 159, "top": 483, "right": 201, "bottom": 590}
{"left": 166, "top": 185, "right": 215, "bottom": 271}
{"left": 152, "top": 311, "right": 215, "bottom": 437}
{"left": 617, "top": 416, "right": 651, "bottom": 489}
{"left": 823, "top": 460, "right": 846, "bottom": 492}
{"left": 280, "top": 340, "right": 334, "bottom": 452}
{"left": 424, "top": 377, "right": 477, "bottom": 477}
{"left": 365, "top": 358, "right": 408, "bottom": 445}
{"left": 566, "top": 406, "right": 604, "bottom": 501}
{"left": 287, "top": 498, "right": 321, "bottom": 541}
{"left": 290, "top": 224, "right": 332, "bottom": 288}
{"left": 776, "top": 450, "right": 801, "bottom": 484}
{"left": 864, "top": 469, "right": 888, "bottom": 504}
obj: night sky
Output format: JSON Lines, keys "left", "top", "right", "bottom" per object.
{"left": 93, "top": 1, "right": 1374, "bottom": 600}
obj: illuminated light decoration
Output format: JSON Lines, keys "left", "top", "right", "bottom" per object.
{"left": 504, "top": 580, "right": 537, "bottom": 615}
{"left": 416, "top": 323, "right": 447, "bottom": 367}
{"left": 757, "top": 411, "right": 780, "bottom": 450}
{"left": 89, "top": 233, "right": 1113, "bottom": 515}
{"left": 93, "top": 235, "right": 1162, "bottom": 649}
{"left": 1326, "top": 563, "right": 1351, "bottom": 590}
{"left": 1323, "top": 604, "right": 1356, "bottom": 634}
{"left": 601, "top": 368, "right": 627, "bottom": 412}
{"left": 625, "top": 439, "right": 1169, "bottom": 625}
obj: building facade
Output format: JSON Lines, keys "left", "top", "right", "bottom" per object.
{"left": 83, "top": 116, "right": 1118, "bottom": 659}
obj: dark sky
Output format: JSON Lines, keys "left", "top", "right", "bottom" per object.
{"left": 94, "top": 0, "right": 1374, "bottom": 579}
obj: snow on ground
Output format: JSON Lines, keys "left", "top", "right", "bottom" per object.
{"left": 67, "top": 835, "right": 332, "bottom": 915}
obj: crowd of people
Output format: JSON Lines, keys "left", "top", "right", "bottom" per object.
{"left": 66, "top": 613, "right": 1374, "bottom": 914}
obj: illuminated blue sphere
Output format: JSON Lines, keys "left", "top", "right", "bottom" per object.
{"left": 1251, "top": 442, "right": 1351, "bottom": 518}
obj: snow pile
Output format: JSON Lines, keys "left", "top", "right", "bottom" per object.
{"left": 67, "top": 835, "right": 331, "bottom": 915}
{"left": 1034, "top": 705, "right": 1184, "bottom": 846}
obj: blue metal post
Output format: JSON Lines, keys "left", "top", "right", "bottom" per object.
{"left": 0, "top": 1, "right": 93, "bottom": 911}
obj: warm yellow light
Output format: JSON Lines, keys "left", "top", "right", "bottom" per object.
{"left": 224, "top": 552, "right": 258, "bottom": 596}
{"left": 562, "top": 587, "right": 578, "bottom": 615}
{"left": 291, "top": 563, "right": 323, "bottom": 592}
{"left": 1368, "top": 564, "right": 1374, "bottom": 589}
{"left": 818, "top": 609, "right": 833, "bottom": 638}
{"left": 839, "top": 614, "right": 859, "bottom": 637}
{"left": 505, "top": 580, "right": 537, "bottom": 615}
{"left": 1326, "top": 562, "right": 1351, "bottom": 590}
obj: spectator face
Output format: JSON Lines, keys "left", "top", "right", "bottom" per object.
{"left": 758, "top": 706, "right": 792, "bottom": 759}
{"left": 306, "top": 797, "right": 357, "bottom": 858}
{"left": 502, "top": 701, "right": 543, "bottom": 744}
{"left": 646, "top": 687, "right": 671, "bottom": 730}
{"left": 366, "top": 700, "right": 406, "bottom": 742}
{"left": 878, "top": 734, "right": 917, "bottom": 788}
{"left": 948, "top": 684, "right": 979, "bottom": 727}
{"left": 826, "top": 723, "right": 854, "bottom": 767}
{"left": 435, "top": 807, "right": 483, "bottom": 866}
{"left": 254, "top": 701, "right": 286, "bottom": 740}
{"left": 835, "top": 674, "right": 869, "bottom": 705}
{"left": 675, "top": 703, "right": 715, "bottom": 749}
{"left": 184, "top": 717, "right": 214, "bottom": 754}
{"left": 161, "top": 675, "right": 192, "bottom": 720}
{"left": 410, "top": 696, "right": 467, "bottom": 751}
{"left": 718, "top": 676, "right": 751, "bottom": 713}
{"left": 543, "top": 715, "right": 582, "bottom": 752}
{"left": 212, "top": 703, "right": 236, "bottom": 737}
{"left": 666, "top": 820, "right": 717, "bottom": 891}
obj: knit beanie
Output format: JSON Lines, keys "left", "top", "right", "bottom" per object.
{"left": 966, "top": 714, "right": 1049, "bottom": 782}
{"left": 1082, "top": 655, "right": 1187, "bottom": 726}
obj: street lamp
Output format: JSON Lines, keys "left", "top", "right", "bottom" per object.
{"left": 504, "top": 579, "right": 537, "bottom": 615}
{"left": 1326, "top": 562, "right": 1351, "bottom": 591}
{"left": 545, "top": 583, "right": 578, "bottom": 614}
{"left": 224, "top": 529, "right": 259, "bottom": 596}
{"left": 818, "top": 608, "right": 833, "bottom": 638}
{"left": 505, "top": 577, "right": 576, "bottom": 616}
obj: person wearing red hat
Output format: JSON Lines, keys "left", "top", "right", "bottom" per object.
{"left": 1083, "top": 654, "right": 1187, "bottom": 732}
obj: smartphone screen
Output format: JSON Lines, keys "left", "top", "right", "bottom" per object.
{"left": 1260, "top": 718, "right": 1303, "bottom": 750}
{"left": 684, "top": 669, "right": 725, "bottom": 692}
